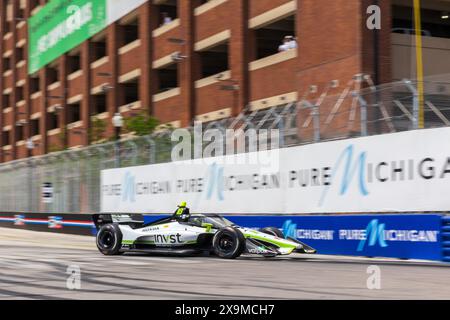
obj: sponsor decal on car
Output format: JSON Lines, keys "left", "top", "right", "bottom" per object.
{"left": 152, "top": 233, "right": 182, "bottom": 244}
{"left": 142, "top": 226, "right": 160, "bottom": 232}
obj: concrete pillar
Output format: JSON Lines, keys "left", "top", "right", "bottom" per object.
{"left": 179, "top": 0, "right": 196, "bottom": 127}
{"left": 81, "top": 41, "right": 91, "bottom": 146}
{"left": 229, "top": 0, "right": 250, "bottom": 116}
{"left": 107, "top": 23, "right": 120, "bottom": 135}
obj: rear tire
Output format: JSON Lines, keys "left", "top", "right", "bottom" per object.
{"left": 96, "top": 224, "right": 123, "bottom": 256}
{"left": 213, "top": 227, "right": 245, "bottom": 259}
{"left": 261, "top": 227, "right": 285, "bottom": 238}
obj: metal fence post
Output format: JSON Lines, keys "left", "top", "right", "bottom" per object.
{"left": 145, "top": 136, "right": 156, "bottom": 164}
{"left": 404, "top": 79, "right": 419, "bottom": 129}
{"left": 353, "top": 92, "right": 368, "bottom": 137}
{"left": 313, "top": 104, "right": 321, "bottom": 142}
{"left": 114, "top": 140, "right": 120, "bottom": 168}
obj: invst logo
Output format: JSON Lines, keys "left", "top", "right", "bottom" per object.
{"left": 153, "top": 233, "right": 182, "bottom": 244}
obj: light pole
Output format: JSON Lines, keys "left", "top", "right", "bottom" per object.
{"left": 112, "top": 113, "right": 123, "bottom": 168}
{"left": 413, "top": 0, "right": 425, "bottom": 128}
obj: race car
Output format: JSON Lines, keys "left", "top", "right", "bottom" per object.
{"left": 93, "top": 213, "right": 316, "bottom": 259}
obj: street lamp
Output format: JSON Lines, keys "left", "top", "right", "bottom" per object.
{"left": 112, "top": 113, "right": 123, "bottom": 140}
{"left": 112, "top": 113, "right": 123, "bottom": 168}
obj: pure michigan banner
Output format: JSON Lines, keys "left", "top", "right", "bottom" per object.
{"left": 28, "top": 0, "right": 148, "bottom": 74}
{"left": 102, "top": 127, "right": 450, "bottom": 214}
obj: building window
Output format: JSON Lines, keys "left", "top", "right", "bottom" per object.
{"left": 67, "top": 103, "right": 81, "bottom": 124}
{"left": 120, "top": 79, "right": 139, "bottom": 105}
{"left": 2, "top": 131, "right": 10, "bottom": 146}
{"left": 197, "top": 0, "right": 211, "bottom": 6}
{"left": 3, "top": 57, "right": 11, "bottom": 72}
{"left": 16, "top": 8, "right": 25, "bottom": 20}
{"left": 392, "top": 5, "right": 450, "bottom": 39}
{"left": 15, "top": 125, "right": 24, "bottom": 141}
{"left": 16, "top": 86, "right": 24, "bottom": 102}
{"left": 156, "top": 0, "right": 178, "bottom": 26}
{"left": 120, "top": 17, "right": 139, "bottom": 47}
{"left": 2, "top": 94, "right": 10, "bottom": 109}
{"left": 30, "top": 0, "right": 40, "bottom": 11}
{"left": 47, "top": 66, "right": 59, "bottom": 84}
{"left": 30, "top": 119, "right": 40, "bottom": 136}
{"left": 16, "top": 47, "right": 25, "bottom": 62}
{"left": 92, "top": 94, "right": 107, "bottom": 115}
{"left": 30, "top": 76, "right": 40, "bottom": 94}
{"left": 91, "top": 36, "right": 107, "bottom": 62}
{"left": 67, "top": 53, "right": 81, "bottom": 74}
{"left": 48, "top": 112, "right": 59, "bottom": 131}
{"left": 4, "top": 21, "right": 11, "bottom": 33}
{"left": 156, "top": 63, "right": 178, "bottom": 93}
{"left": 198, "top": 42, "right": 229, "bottom": 79}
{"left": 252, "top": 14, "right": 296, "bottom": 60}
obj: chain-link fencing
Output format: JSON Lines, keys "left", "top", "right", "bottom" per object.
{"left": 1, "top": 75, "right": 449, "bottom": 213}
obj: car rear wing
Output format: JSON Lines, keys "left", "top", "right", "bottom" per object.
{"left": 92, "top": 214, "right": 145, "bottom": 229}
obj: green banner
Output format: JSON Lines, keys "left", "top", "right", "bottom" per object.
{"left": 28, "top": 0, "right": 107, "bottom": 74}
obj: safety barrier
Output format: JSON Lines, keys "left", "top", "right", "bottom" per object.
{"left": 0, "top": 212, "right": 95, "bottom": 236}
{"left": 0, "top": 212, "right": 448, "bottom": 263}
{"left": 442, "top": 216, "right": 450, "bottom": 262}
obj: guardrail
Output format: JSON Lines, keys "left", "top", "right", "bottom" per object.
{"left": 1, "top": 212, "right": 448, "bottom": 263}
{"left": 0, "top": 212, "right": 95, "bottom": 236}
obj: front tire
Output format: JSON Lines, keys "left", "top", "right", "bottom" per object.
{"left": 212, "top": 227, "right": 246, "bottom": 259}
{"left": 96, "top": 224, "right": 123, "bottom": 256}
{"left": 261, "top": 227, "right": 284, "bottom": 238}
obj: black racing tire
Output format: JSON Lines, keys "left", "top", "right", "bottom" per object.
{"left": 261, "top": 227, "right": 285, "bottom": 239}
{"left": 96, "top": 224, "right": 123, "bottom": 256}
{"left": 212, "top": 227, "right": 246, "bottom": 259}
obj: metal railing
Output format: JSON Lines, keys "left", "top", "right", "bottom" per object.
{"left": 0, "top": 75, "right": 449, "bottom": 213}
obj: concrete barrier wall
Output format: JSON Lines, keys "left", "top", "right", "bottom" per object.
{"left": 0, "top": 212, "right": 446, "bottom": 262}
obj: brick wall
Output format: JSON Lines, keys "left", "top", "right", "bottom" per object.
{"left": 0, "top": 0, "right": 394, "bottom": 162}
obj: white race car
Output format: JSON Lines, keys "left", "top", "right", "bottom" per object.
{"left": 93, "top": 214, "right": 316, "bottom": 259}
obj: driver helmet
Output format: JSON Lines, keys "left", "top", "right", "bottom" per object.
{"left": 178, "top": 201, "right": 187, "bottom": 208}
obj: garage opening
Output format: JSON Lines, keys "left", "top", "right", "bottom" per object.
{"left": 47, "top": 112, "right": 59, "bottom": 131}
{"left": 2, "top": 93, "right": 10, "bottom": 110}
{"left": 252, "top": 14, "right": 296, "bottom": 60}
{"left": 156, "top": 63, "right": 178, "bottom": 93}
{"left": 3, "top": 57, "right": 11, "bottom": 72}
{"left": 91, "top": 34, "right": 107, "bottom": 62}
{"left": 47, "top": 65, "right": 59, "bottom": 84}
{"left": 67, "top": 103, "right": 81, "bottom": 124}
{"left": 392, "top": 4, "right": 450, "bottom": 39}
{"left": 15, "top": 125, "right": 24, "bottom": 142}
{"left": 2, "top": 131, "right": 10, "bottom": 146}
{"left": 120, "top": 79, "right": 140, "bottom": 105}
{"left": 30, "top": 119, "right": 40, "bottom": 137}
{"left": 67, "top": 52, "right": 81, "bottom": 74}
{"left": 156, "top": 0, "right": 178, "bottom": 27}
{"left": 198, "top": 42, "right": 229, "bottom": 79}
{"left": 16, "top": 86, "right": 24, "bottom": 102}
{"left": 120, "top": 16, "right": 139, "bottom": 47}
{"left": 30, "top": 76, "right": 40, "bottom": 94}
{"left": 92, "top": 94, "right": 107, "bottom": 115}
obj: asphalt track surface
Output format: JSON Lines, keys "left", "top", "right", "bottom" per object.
{"left": 0, "top": 228, "right": 449, "bottom": 300}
